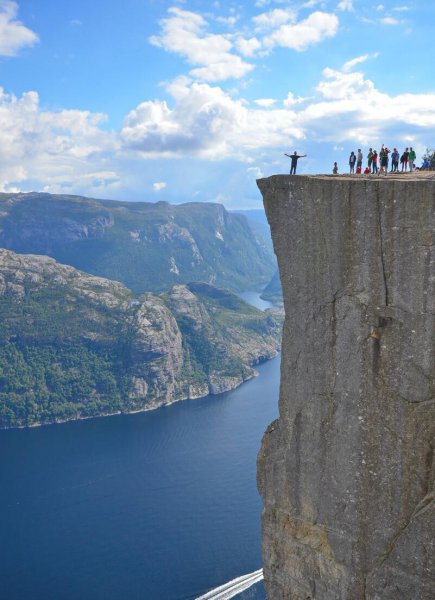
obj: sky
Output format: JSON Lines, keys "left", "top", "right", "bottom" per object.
{"left": 0, "top": 0, "right": 434, "bottom": 208}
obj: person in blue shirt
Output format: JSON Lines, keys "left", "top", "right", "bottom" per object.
{"left": 391, "top": 148, "right": 400, "bottom": 172}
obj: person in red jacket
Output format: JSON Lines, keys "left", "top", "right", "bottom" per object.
{"left": 372, "top": 150, "right": 378, "bottom": 174}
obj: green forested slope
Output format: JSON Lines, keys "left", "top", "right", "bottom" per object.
{"left": 0, "top": 193, "right": 275, "bottom": 293}
{"left": 0, "top": 250, "right": 281, "bottom": 428}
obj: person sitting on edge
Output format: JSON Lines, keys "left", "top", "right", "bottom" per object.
{"left": 284, "top": 151, "right": 307, "bottom": 175}
{"left": 357, "top": 149, "right": 363, "bottom": 170}
{"left": 332, "top": 162, "right": 338, "bottom": 174}
{"left": 408, "top": 147, "right": 416, "bottom": 172}
{"left": 349, "top": 151, "right": 356, "bottom": 174}
{"left": 422, "top": 159, "right": 429, "bottom": 170}
{"left": 364, "top": 167, "right": 371, "bottom": 174}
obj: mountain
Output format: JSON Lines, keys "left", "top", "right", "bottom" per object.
{"left": 0, "top": 249, "right": 281, "bottom": 428}
{"left": 0, "top": 193, "right": 276, "bottom": 294}
{"left": 260, "top": 269, "right": 283, "bottom": 305}
{"left": 232, "top": 209, "right": 274, "bottom": 253}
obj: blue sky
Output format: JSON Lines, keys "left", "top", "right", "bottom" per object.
{"left": 1, "top": 0, "right": 434, "bottom": 208}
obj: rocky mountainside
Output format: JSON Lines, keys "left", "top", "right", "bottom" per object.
{"left": 0, "top": 192, "right": 276, "bottom": 294}
{"left": 0, "top": 249, "right": 281, "bottom": 428}
{"left": 257, "top": 174, "right": 434, "bottom": 599}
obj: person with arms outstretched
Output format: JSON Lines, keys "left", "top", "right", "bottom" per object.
{"left": 285, "top": 151, "right": 306, "bottom": 175}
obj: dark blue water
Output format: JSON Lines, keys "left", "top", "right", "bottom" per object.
{"left": 0, "top": 356, "right": 279, "bottom": 600}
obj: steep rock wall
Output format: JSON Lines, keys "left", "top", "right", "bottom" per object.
{"left": 257, "top": 174, "right": 435, "bottom": 599}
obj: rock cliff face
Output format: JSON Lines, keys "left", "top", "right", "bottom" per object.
{"left": 257, "top": 174, "right": 434, "bottom": 599}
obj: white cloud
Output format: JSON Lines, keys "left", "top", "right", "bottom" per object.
{"left": 283, "top": 92, "right": 307, "bottom": 106}
{"left": 342, "top": 52, "right": 379, "bottom": 72}
{"left": 0, "top": 1, "right": 38, "bottom": 56}
{"left": 376, "top": 4, "right": 385, "bottom": 11}
{"left": 120, "top": 78, "right": 304, "bottom": 159}
{"left": 153, "top": 181, "right": 167, "bottom": 191}
{"left": 121, "top": 66, "right": 435, "bottom": 163}
{"left": 252, "top": 8, "right": 296, "bottom": 30}
{"left": 235, "top": 36, "right": 262, "bottom": 57}
{"left": 380, "top": 16, "right": 401, "bottom": 25}
{"left": 264, "top": 11, "right": 339, "bottom": 52}
{"left": 0, "top": 87, "right": 119, "bottom": 193}
{"left": 149, "top": 7, "right": 253, "bottom": 82}
{"left": 247, "top": 166, "right": 264, "bottom": 178}
{"left": 337, "top": 0, "right": 353, "bottom": 11}
{"left": 254, "top": 98, "right": 276, "bottom": 107}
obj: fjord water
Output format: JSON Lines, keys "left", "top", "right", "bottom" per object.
{"left": 0, "top": 298, "right": 280, "bottom": 599}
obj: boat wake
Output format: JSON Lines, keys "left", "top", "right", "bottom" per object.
{"left": 195, "top": 568, "right": 264, "bottom": 600}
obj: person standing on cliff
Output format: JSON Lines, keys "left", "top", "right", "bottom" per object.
{"left": 285, "top": 151, "right": 306, "bottom": 175}
{"left": 349, "top": 151, "right": 356, "bottom": 173}
{"left": 357, "top": 149, "right": 363, "bottom": 171}
{"left": 409, "top": 147, "right": 416, "bottom": 172}
{"left": 367, "top": 148, "right": 374, "bottom": 171}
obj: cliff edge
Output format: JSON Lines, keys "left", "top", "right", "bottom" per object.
{"left": 257, "top": 174, "right": 434, "bottom": 599}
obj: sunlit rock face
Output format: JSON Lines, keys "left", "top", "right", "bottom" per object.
{"left": 257, "top": 174, "right": 435, "bottom": 599}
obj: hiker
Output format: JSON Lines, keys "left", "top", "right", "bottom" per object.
{"left": 332, "top": 162, "right": 338, "bottom": 174}
{"left": 372, "top": 150, "right": 378, "bottom": 174}
{"left": 285, "top": 151, "right": 307, "bottom": 175}
{"left": 349, "top": 151, "right": 356, "bottom": 173}
{"left": 422, "top": 158, "right": 430, "bottom": 170}
{"left": 391, "top": 148, "right": 399, "bottom": 172}
{"left": 357, "top": 149, "right": 363, "bottom": 170}
{"left": 401, "top": 148, "right": 409, "bottom": 172}
{"left": 364, "top": 167, "right": 371, "bottom": 174}
{"left": 367, "top": 148, "right": 374, "bottom": 171}
{"left": 379, "top": 146, "right": 389, "bottom": 175}
{"left": 408, "top": 147, "right": 416, "bottom": 172}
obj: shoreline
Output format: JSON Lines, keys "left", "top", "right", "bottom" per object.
{"left": 0, "top": 352, "right": 279, "bottom": 431}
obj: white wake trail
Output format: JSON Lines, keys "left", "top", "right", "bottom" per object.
{"left": 195, "top": 568, "right": 264, "bottom": 600}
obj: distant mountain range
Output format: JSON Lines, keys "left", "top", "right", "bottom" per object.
{"left": 0, "top": 249, "right": 281, "bottom": 428}
{"left": 0, "top": 193, "right": 276, "bottom": 294}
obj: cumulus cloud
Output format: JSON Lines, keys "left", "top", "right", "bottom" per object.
{"left": 120, "top": 78, "right": 304, "bottom": 159}
{"left": 263, "top": 11, "right": 339, "bottom": 52}
{"left": 0, "top": 87, "right": 119, "bottom": 193}
{"left": 120, "top": 66, "right": 435, "bottom": 162}
{"left": 0, "top": 1, "right": 38, "bottom": 56}
{"left": 299, "top": 68, "right": 435, "bottom": 145}
{"left": 235, "top": 36, "right": 262, "bottom": 57}
{"left": 149, "top": 7, "right": 253, "bottom": 82}
{"left": 153, "top": 181, "right": 167, "bottom": 191}
{"left": 252, "top": 8, "right": 296, "bottom": 30}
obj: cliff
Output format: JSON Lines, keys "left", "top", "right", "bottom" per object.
{"left": 257, "top": 174, "right": 435, "bottom": 599}
{"left": 0, "top": 249, "right": 281, "bottom": 428}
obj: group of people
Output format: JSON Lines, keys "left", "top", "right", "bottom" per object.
{"left": 285, "top": 147, "right": 423, "bottom": 176}
{"left": 345, "top": 146, "right": 417, "bottom": 175}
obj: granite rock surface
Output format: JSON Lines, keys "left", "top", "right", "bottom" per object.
{"left": 257, "top": 174, "right": 435, "bottom": 599}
